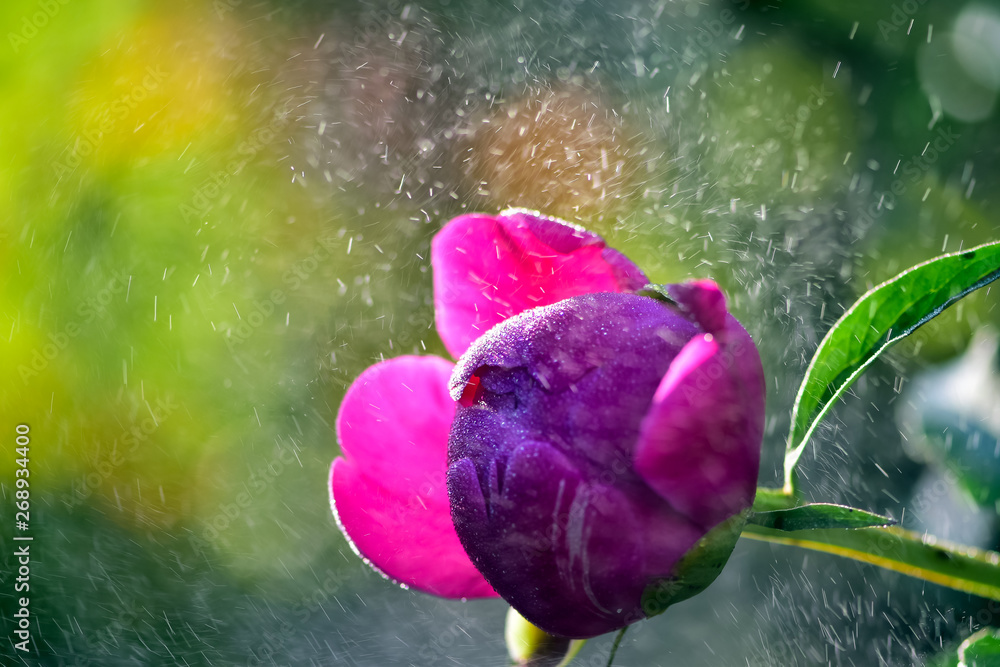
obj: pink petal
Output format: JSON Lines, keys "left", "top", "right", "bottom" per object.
{"left": 633, "top": 318, "right": 766, "bottom": 530}
{"left": 432, "top": 208, "right": 648, "bottom": 358}
{"left": 330, "top": 355, "right": 497, "bottom": 598}
{"left": 667, "top": 280, "right": 728, "bottom": 336}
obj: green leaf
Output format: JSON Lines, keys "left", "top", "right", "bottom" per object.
{"left": 740, "top": 524, "right": 1000, "bottom": 602}
{"left": 641, "top": 511, "right": 746, "bottom": 617}
{"left": 784, "top": 241, "right": 1000, "bottom": 492}
{"left": 960, "top": 628, "right": 1000, "bottom": 667}
{"left": 747, "top": 503, "right": 895, "bottom": 531}
{"left": 636, "top": 283, "right": 678, "bottom": 306}
{"left": 925, "top": 649, "right": 961, "bottom": 667}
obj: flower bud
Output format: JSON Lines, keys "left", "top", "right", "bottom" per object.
{"left": 447, "top": 287, "right": 765, "bottom": 638}
{"left": 330, "top": 209, "right": 765, "bottom": 643}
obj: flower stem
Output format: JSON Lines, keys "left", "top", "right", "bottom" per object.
{"left": 741, "top": 523, "right": 1000, "bottom": 600}
{"left": 751, "top": 487, "right": 800, "bottom": 512}
{"left": 606, "top": 627, "right": 628, "bottom": 667}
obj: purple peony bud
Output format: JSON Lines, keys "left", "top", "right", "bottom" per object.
{"left": 329, "top": 209, "right": 765, "bottom": 641}
{"left": 447, "top": 285, "right": 764, "bottom": 638}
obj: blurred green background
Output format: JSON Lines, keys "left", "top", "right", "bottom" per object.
{"left": 2, "top": 0, "right": 1000, "bottom": 664}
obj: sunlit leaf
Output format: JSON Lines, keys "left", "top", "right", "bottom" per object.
{"left": 741, "top": 524, "right": 1000, "bottom": 602}
{"left": 784, "top": 241, "right": 1000, "bottom": 490}
{"left": 959, "top": 628, "right": 1000, "bottom": 667}
{"left": 747, "top": 503, "right": 894, "bottom": 531}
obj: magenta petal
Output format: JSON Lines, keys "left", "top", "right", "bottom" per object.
{"left": 634, "top": 319, "right": 766, "bottom": 529}
{"left": 330, "top": 355, "right": 497, "bottom": 599}
{"left": 432, "top": 208, "right": 648, "bottom": 358}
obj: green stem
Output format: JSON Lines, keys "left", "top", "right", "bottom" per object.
{"left": 741, "top": 523, "right": 1000, "bottom": 600}
{"left": 606, "top": 627, "right": 628, "bottom": 667}
{"left": 783, "top": 468, "right": 798, "bottom": 497}
{"left": 751, "top": 487, "right": 800, "bottom": 512}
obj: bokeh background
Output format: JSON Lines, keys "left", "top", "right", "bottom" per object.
{"left": 3, "top": 0, "right": 1000, "bottom": 664}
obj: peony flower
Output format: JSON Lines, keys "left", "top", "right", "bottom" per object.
{"left": 329, "top": 208, "right": 765, "bottom": 639}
